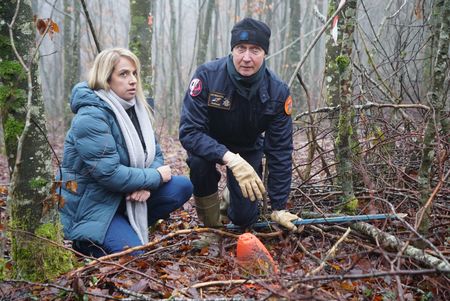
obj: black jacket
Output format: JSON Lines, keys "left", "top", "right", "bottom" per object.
{"left": 179, "top": 56, "right": 293, "bottom": 210}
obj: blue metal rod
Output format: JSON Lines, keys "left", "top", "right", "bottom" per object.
{"left": 225, "top": 213, "right": 404, "bottom": 231}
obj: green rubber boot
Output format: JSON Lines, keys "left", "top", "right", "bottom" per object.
{"left": 220, "top": 187, "right": 230, "bottom": 224}
{"left": 193, "top": 192, "right": 222, "bottom": 249}
{"left": 194, "top": 192, "right": 222, "bottom": 227}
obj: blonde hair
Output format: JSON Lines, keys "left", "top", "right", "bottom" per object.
{"left": 88, "top": 47, "right": 153, "bottom": 117}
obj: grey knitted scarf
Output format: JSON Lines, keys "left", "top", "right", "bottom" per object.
{"left": 95, "top": 89, "right": 155, "bottom": 244}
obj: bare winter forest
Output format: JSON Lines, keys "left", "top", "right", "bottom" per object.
{"left": 0, "top": 0, "right": 449, "bottom": 300}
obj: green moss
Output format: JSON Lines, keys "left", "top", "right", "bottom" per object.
{"left": 0, "top": 34, "right": 12, "bottom": 52}
{"left": 0, "top": 59, "right": 27, "bottom": 112}
{"left": 0, "top": 85, "right": 10, "bottom": 105}
{"left": 335, "top": 55, "right": 350, "bottom": 73}
{"left": 12, "top": 221, "right": 77, "bottom": 281}
{"left": 29, "top": 177, "right": 48, "bottom": 189}
{"left": 340, "top": 196, "right": 359, "bottom": 214}
{"left": 0, "top": 60, "right": 25, "bottom": 80}
{"left": 0, "top": 85, "right": 26, "bottom": 110}
{"left": 4, "top": 116, "right": 24, "bottom": 142}
{"left": 131, "top": 15, "right": 146, "bottom": 26}
{"left": 129, "top": 40, "right": 142, "bottom": 57}
{"left": 335, "top": 112, "right": 353, "bottom": 146}
{"left": 345, "top": 196, "right": 359, "bottom": 213}
{"left": 0, "top": 258, "right": 8, "bottom": 280}
{"left": 327, "top": 1, "right": 336, "bottom": 16}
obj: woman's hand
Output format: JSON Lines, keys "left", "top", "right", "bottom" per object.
{"left": 157, "top": 165, "right": 172, "bottom": 183}
{"left": 126, "top": 190, "right": 151, "bottom": 202}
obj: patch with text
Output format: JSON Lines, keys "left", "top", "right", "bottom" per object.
{"left": 208, "top": 92, "right": 232, "bottom": 110}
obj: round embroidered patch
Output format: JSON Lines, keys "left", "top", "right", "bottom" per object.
{"left": 284, "top": 95, "right": 293, "bottom": 115}
{"left": 189, "top": 78, "right": 202, "bottom": 97}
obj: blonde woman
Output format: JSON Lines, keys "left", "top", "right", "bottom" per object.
{"left": 59, "top": 48, "right": 192, "bottom": 257}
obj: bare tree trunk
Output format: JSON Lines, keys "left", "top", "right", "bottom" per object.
{"left": 245, "top": 0, "right": 253, "bottom": 17}
{"left": 234, "top": 0, "right": 240, "bottom": 22}
{"left": 264, "top": 0, "right": 273, "bottom": 27}
{"left": 287, "top": 0, "right": 301, "bottom": 98}
{"left": 0, "top": 0, "right": 74, "bottom": 281}
{"left": 196, "top": 0, "right": 215, "bottom": 66}
{"left": 63, "top": 0, "right": 80, "bottom": 123}
{"left": 211, "top": 3, "right": 220, "bottom": 59}
{"left": 167, "top": 0, "right": 177, "bottom": 133}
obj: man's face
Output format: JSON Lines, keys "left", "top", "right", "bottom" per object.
{"left": 232, "top": 43, "right": 265, "bottom": 77}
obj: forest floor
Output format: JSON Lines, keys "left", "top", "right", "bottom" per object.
{"left": 0, "top": 130, "right": 448, "bottom": 300}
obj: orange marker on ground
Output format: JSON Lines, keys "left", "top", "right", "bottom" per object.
{"left": 236, "top": 233, "right": 278, "bottom": 274}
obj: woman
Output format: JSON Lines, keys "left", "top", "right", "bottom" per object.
{"left": 58, "top": 48, "right": 193, "bottom": 257}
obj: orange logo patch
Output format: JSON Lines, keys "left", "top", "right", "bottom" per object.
{"left": 284, "top": 96, "right": 293, "bottom": 115}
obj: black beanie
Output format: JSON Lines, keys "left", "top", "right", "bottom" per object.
{"left": 230, "top": 17, "right": 271, "bottom": 54}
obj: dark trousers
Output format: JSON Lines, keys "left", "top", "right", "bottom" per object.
{"left": 74, "top": 175, "right": 193, "bottom": 257}
{"left": 188, "top": 149, "right": 264, "bottom": 228}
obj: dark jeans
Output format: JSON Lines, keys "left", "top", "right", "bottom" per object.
{"left": 73, "top": 175, "right": 193, "bottom": 257}
{"left": 188, "top": 150, "right": 264, "bottom": 228}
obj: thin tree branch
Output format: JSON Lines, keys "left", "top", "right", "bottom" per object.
{"left": 2, "top": 279, "right": 124, "bottom": 300}
{"left": 191, "top": 269, "right": 449, "bottom": 289}
{"left": 307, "top": 227, "right": 351, "bottom": 276}
{"left": 415, "top": 169, "right": 450, "bottom": 230}
{"left": 79, "top": 0, "right": 101, "bottom": 53}
{"left": 70, "top": 228, "right": 239, "bottom": 276}
{"left": 295, "top": 102, "right": 430, "bottom": 120}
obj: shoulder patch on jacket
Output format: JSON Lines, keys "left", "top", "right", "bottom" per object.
{"left": 189, "top": 78, "right": 202, "bottom": 97}
{"left": 284, "top": 95, "right": 293, "bottom": 115}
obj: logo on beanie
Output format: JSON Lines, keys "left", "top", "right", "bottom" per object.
{"left": 189, "top": 78, "right": 202, "bottom": 97}
{"left": 239, "top": 31, "right": 249, "bottom": 41}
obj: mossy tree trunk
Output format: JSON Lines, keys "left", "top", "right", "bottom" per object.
{"left": 325, "top": 1, "right": 342, "bottom": 110}
{"left": 328, "top": 0, "right": 359, "bottom": 211}
{"left": 0, "top": 4, "right": 28, "bottom": 174}
{"left": 0, "top": 0, "right": 74, "bottom": 281}
{"left": 129, "top": 0, "right": 154, "bottom": 97}
{"left": 323, "top": 0, "right": 343, "bottom": 188}
{"left": 423, "top": 0, "right": 445, "bottom": 98}
{"left": 417, "top": 0, "right": 450, "bottom": 234}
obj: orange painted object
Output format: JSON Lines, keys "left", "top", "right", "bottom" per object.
{"left": 236, "top": 233, "right": 278, "bottom": 274}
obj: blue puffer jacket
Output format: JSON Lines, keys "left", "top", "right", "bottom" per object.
{"left": 58, "top": 82, "right": 164, "bottom": 244}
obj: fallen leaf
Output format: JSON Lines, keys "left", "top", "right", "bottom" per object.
{"left": 0, "top": 186, "right": 8, "bottom": 194}
{"left": 340, "top": 281, "right": 355, "bottom": 292}
{"left": 65, "top": 181, "right": 78, "bottom": 193}
{"left": 36, "top": 18, "right": 47, "bottom": 35}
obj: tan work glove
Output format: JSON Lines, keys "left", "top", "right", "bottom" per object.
{"left": 270, "top": 210, "right": 300, "bottom": 231}
{"left": 226, "top": 154, "right": 266, "bottom": 201}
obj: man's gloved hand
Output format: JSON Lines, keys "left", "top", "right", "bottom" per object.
{"left": 270, "top": 210, "right": 300, "bottom": 231}
{"left": 226, "top": 153, "right": 266, "bottom": 201}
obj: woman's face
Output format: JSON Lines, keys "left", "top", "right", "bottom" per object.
{"left": 109, "top": 57, "right": 138, "bottom": 101}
